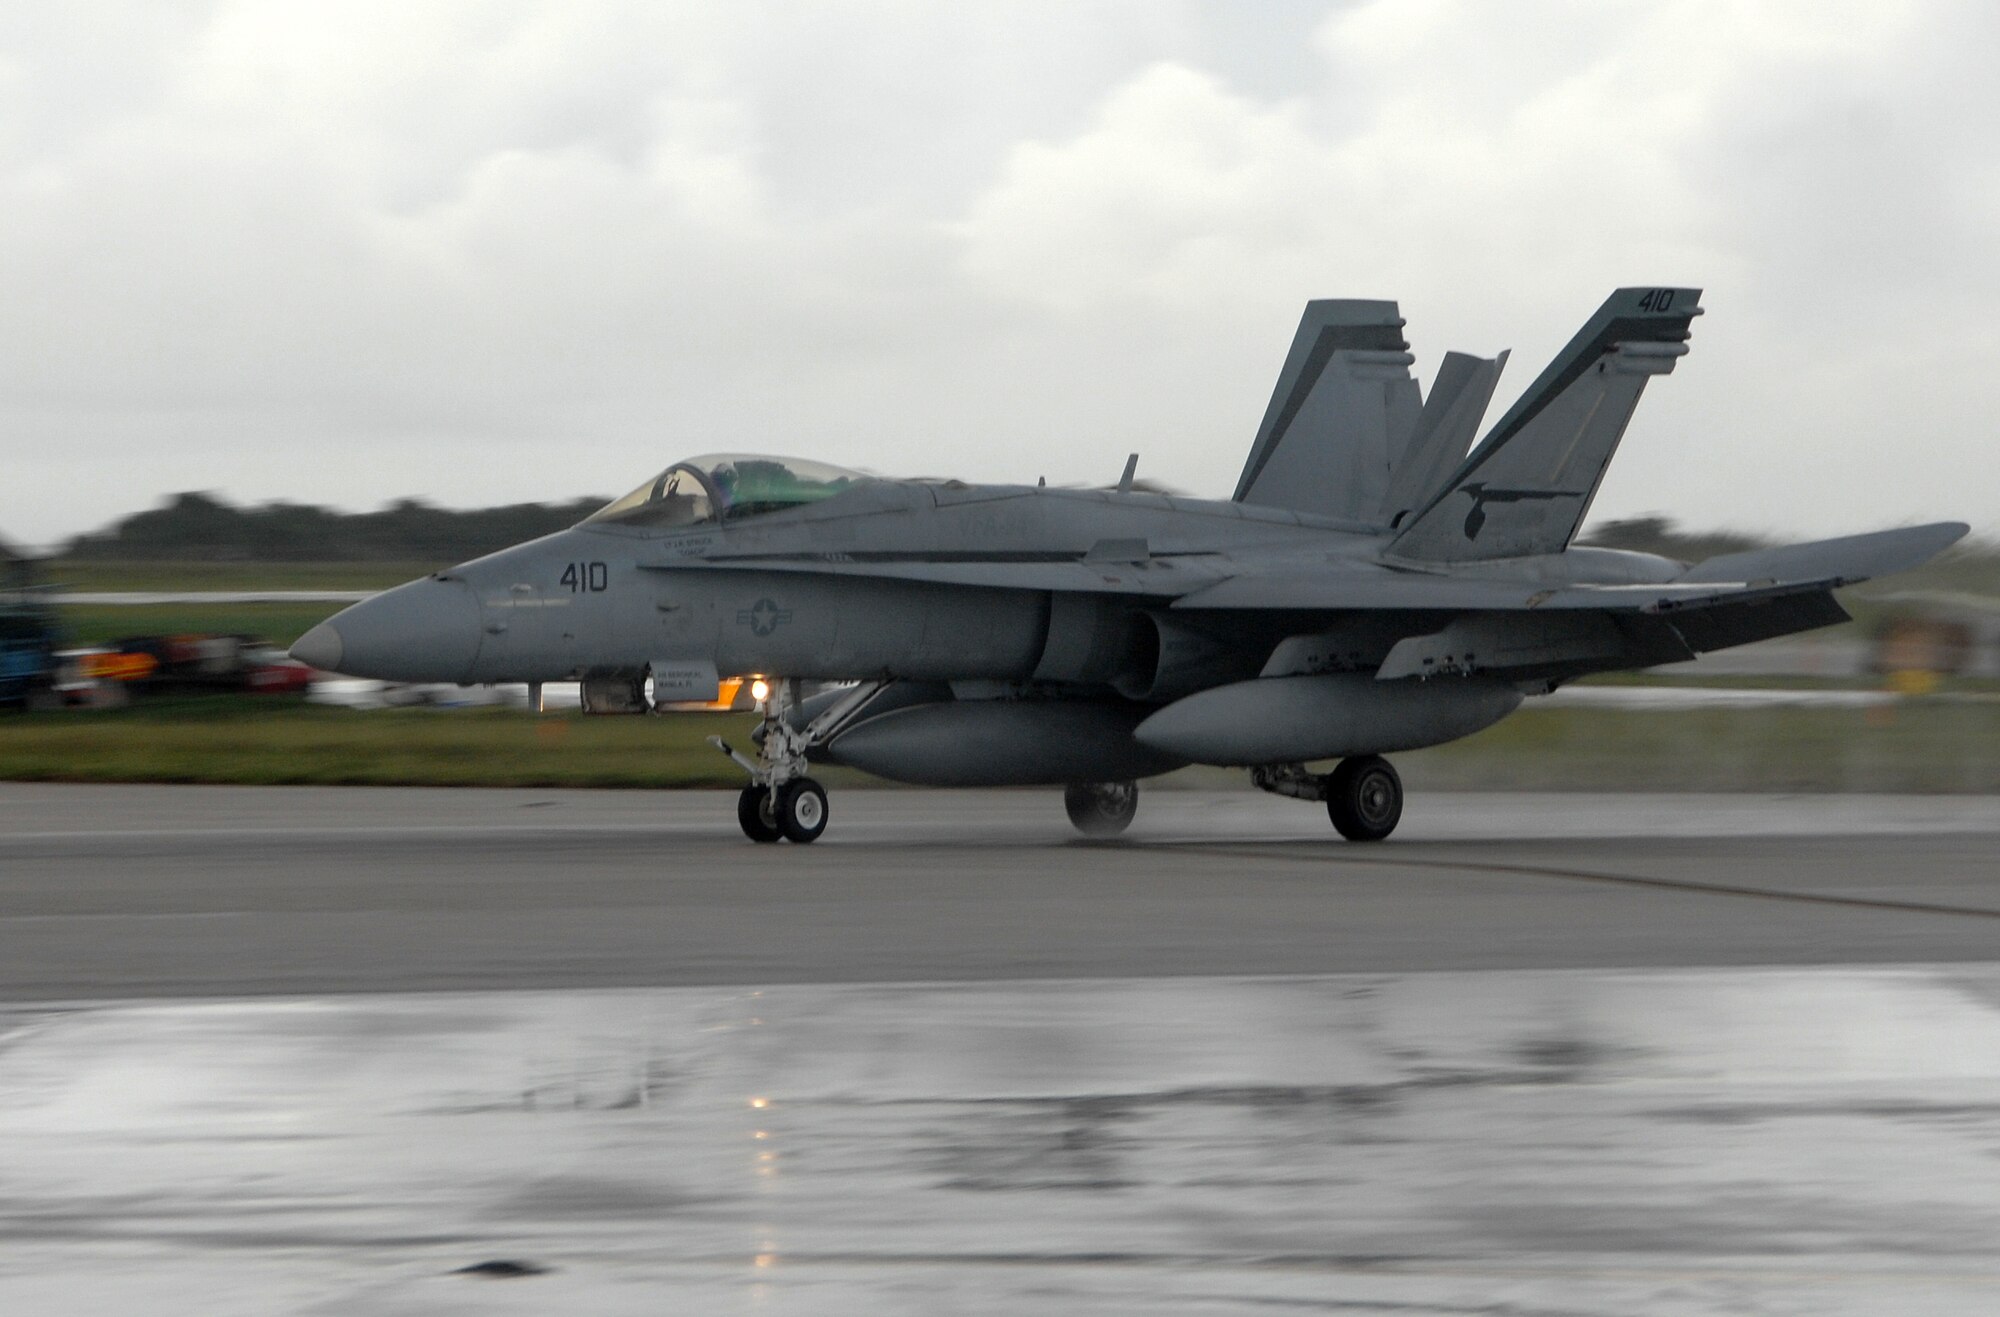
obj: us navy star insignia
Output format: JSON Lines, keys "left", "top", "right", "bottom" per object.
{"left": 736, "top": 597, "right": 794, "bottom": 637}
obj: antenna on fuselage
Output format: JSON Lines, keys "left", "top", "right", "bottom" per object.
{"left": 1116, "top": 453, "right": 1138, "bottom": 494}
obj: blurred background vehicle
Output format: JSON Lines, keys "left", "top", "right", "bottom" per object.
{"left": 0, "top": 546, "right": 63, "bottom": 711}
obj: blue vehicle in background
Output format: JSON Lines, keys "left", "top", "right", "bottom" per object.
{"left": 0, "top": 553, "right": 62, "bottom": 711}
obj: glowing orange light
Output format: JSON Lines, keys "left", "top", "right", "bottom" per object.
{"left": 81, "top": 652, "right": 157, "bottom": 682}
{"left": 749, "top": 1096, "right": 769, "bottom": 1109}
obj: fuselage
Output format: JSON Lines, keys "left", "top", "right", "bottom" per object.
{"left": 296, "top": 473, "right": 1684, "bottom": 696}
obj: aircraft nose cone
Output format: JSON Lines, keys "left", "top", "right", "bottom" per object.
{"left": 298, "top": 576, "right": 483, "bottom": 681}
{"left": 289, "top": 623, "right": 344, "bottom": 671}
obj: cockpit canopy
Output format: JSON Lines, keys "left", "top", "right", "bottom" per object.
{"left": 584, "top": 454, "right": 871, "bottom": 530}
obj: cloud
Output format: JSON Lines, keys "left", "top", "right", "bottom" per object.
{"left": 951, "top": 0, "right": 2000, "bottom": 534}
{"left": 0, "top": 1, "right": 1995, "bottom": 547}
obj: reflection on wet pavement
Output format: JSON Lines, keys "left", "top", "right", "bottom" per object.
{"left": 5, "top": 969, "right": 2000, "bottom": 1314}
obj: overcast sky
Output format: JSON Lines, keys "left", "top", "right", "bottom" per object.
{"left": 4, "top": 1, "right": 1995, "bottom": 549}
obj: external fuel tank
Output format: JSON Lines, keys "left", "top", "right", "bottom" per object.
{"left": 1133, "top": 673, "right": 1522, "bottom": 766}
{"left": 825, "top": 699, "right": 1187, "bottom": 787}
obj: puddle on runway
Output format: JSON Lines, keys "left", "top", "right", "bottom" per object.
{"left": 4, "top": 969, "right": 2000, "bottom": 1314}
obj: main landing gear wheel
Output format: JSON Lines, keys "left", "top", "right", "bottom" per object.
{"left": 737, "top": 784, "right": 781, "bottom": 843}
{"left": 1065, "top": 781, "right": 1138, "bottom": 838}
{"left": 1327, "top": 755, "right": 1402, "bottom": 842}
{"left": 776, "top": 777, "right": 829, "bottom": 844}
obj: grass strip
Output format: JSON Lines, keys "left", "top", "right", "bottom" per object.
{"left": 0, "top": 699, "right": 772, "bottom": 788}
{"left": 0, "top": 696, "right": 1995, "bottom": 793}
{"left": 1399, "top": 697, "right": 2000, "bottom": 794}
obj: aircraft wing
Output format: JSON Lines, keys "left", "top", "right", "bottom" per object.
{"left": 644, "top": 522, "right": 1966, "bottom": 614}
{"left": 651, "top": 552, "right": 1756, "bottom": 615}
{"left": 1171, "top": 572, "right": 1836, "bottom": 614}
{"left": 1173, "top": 572, "right": 1557, "bottom": 611}
{"left": 1175, "top": 523, "right": 1969, "bottom": 615}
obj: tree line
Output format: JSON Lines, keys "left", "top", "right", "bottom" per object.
{"left": 62, "top": 491, "right": 611, "bottom": 562}
{"left": 1575, "top": 515, "right": 1768, "bottom": 562}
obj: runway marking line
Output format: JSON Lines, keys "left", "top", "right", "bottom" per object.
{"left": 1176, "top": 845, "right": 2000, "bottom": 923}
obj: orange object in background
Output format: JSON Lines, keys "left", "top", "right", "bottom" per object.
{"left": 1873, "top": 617, "right": 1972, "bottom": 677}
{"left": 77, "top": 651, "right": 158, "bottom": 683}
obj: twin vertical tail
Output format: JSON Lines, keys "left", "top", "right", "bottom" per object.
{"left": 1385, "top": 287, "right": 1703, "bottom": 563}
{"left": 1378, "top": 348, "right": 1508, "bottom": 531}
{"left": 1230, "top": 300, "right": 1506, "bottom": 530}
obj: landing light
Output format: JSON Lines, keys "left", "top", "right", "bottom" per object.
{"left": 750, "top": 678, "right": 771, "bottom": 702}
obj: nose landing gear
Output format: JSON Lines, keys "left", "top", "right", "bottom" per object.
{"left": 710, "top": 678, "right": 884, "bottom": 844}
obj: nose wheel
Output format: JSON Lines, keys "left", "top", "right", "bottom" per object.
{"left": 736, "top": 784, "right": 781, "bottom": 843}
{"left": 774, "top": 777, "right": 829, "bottom": 843}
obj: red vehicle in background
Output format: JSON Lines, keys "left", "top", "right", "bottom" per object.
{"left": 82, "top": 634, "right": 314, "bottom": 699}
{"left": 242, "top": 643, "right": 314, "bottom": 693}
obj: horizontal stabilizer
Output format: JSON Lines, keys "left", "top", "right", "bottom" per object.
{"left": 1388, "top": 286, "right": 1702, "bottom": 563}
{"left": 1676, "top": 522, "right": 1968, "bottom": 587}
{"left": 1234, "top": 300, "right": 1420, "bottom": 522}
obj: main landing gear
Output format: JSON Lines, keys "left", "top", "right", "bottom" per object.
{"left": 710, "top": 678, "right": 883, "bottom": 844}
{"left": 1064, "top": 781, "right": 1139, "bottom": 838}
{"left": 1251, "top": 755, "right": 1404, "bottom": 842}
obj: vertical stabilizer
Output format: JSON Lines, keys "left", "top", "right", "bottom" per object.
{"left": 1387, "top": 287, "right": 1702, "bottom": 562}
{"left": 1234, "top": 300, "right": 1420, "bottom": 521}
{"left": 1378, "top": 349, "right": 1507, "bottom": 530}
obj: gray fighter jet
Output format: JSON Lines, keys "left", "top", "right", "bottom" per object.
{"left": 291, "top": 288, "right": 1966, "bottom": 843}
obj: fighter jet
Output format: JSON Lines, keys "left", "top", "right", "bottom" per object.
{"left": 291, "top": 288, "right": 1966, "bottom": 844}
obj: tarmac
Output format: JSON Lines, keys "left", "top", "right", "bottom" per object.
{"left": 1, "top": 785, "right": 1997, "bottom": 998}
{"left": 4, "top": 784, "right": 2000, "bottom": 1313}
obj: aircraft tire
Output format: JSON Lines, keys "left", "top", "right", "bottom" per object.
{"left": 1064, "top": 781, "right": 1138, "bottom": 837}
{"left": 1327, "top": 755, "right": 1401, "bottom": 842}
{"left": 737, "top": 784, "right": 782, "bottom": 843}
{"left": 776, "top": 777, "right": 829, "bottom": 844}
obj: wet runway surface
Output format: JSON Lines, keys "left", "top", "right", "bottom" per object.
{"left": 5, "top": 784, "right": 2000, "bottom": 1313}
{"left": 8, "top": 971, "right": 2000, "bottom": 1314}
{"left": 1, "top": 785, "right": 1998, "bottom": 999}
